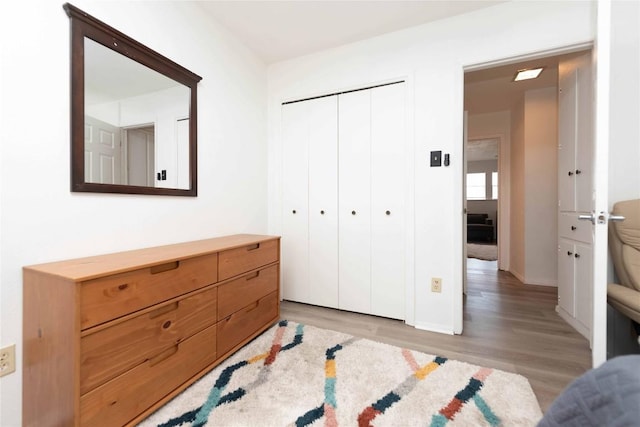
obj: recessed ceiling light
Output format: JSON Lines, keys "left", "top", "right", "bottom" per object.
{"left": 513, "top": 67, "right": 544, "bottom": 82}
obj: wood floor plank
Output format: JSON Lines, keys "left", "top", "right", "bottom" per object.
{"left": 280, "top": 259, "right": 591, "bottom": 412}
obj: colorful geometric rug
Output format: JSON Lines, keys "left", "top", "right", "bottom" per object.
{"left": 137, "top": 320, "right": 542, "bottom": 426}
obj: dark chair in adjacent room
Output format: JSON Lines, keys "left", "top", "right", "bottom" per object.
{"left": 467, "top": 213, "right": 494, "bottom": 242}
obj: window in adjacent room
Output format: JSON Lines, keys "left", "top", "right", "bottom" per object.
{"left": 467, "top": 172, "right": 486, "bottom": 200}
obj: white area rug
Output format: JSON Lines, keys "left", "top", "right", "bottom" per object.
{"left": 138, "top": 320, "right": 542, "bottom": 426}
{"left": 467, "top": 243, "right": 498, "bottom": 261}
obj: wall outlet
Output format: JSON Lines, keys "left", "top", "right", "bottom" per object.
{"left": 0, "top": 344, "right": 16, "bottom": 377}
{"left": 431, "top": 277, "right": 442, "bottom": 293}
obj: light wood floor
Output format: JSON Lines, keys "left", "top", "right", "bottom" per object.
{"left": 280, "top": 258, "right": 591, "bottom": 412}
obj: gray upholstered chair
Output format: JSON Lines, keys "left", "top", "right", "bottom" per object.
{"left": 608, "top": 199, "right": 640, "bottom": 333}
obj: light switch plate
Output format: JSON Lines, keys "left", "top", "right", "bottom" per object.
{"left": 430, "top": 150, "right": 442, "bottom": 167}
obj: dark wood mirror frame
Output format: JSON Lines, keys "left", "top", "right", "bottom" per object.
{"left": 64, "top": 3, "right": 202, "bottom": 196}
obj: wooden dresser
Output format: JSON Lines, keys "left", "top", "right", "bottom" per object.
{"left": 23, "top": 234, "right": 280, "bottom": 427}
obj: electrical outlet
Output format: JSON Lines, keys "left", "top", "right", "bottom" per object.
{"left": 431, "top": 277, "right": 442, "bottom": 293}
{"left": 0, "top": 344, "right": 16, "bottom": 377}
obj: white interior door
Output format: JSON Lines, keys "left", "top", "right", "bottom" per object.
{"left": 558, "top": 63, "right": 578, "bottom": 212}
{"left": 591, "top": 1, "right": 612, "bottom": 367}
{"left": 338, "top": 89, "right": 372, "bottom": 314}
{"left": 462, "top": 111, "right": 468, "bottom": 296}
{"left": 370, "top": 83, "right": 405, "bottom": 319}
{"left": 308, "top": 96, "right": 339, "bottom": 308}
{"left": 84, "top": 115, "right": 121, "bottom": 184}
{"left": 281, "top": 101, "right": 310, "bottom": 303}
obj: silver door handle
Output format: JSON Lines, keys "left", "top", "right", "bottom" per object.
{"left": 578, "top": 212, "right": 626, "bottom": 224}
{"left": 578, "top": 213, "right": 595, "bottom": 224}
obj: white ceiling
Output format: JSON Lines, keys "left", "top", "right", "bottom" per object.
{"left": 197, "top": 1, "right": 506, "bottom": 64}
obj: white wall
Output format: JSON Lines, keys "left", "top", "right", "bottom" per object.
{"left": 511, "top": 97, "right": 526, "bottom": 280}
{"left": 268, "top": 2, "right": 594, "bottom": 334}
{"left": 0, "top": 1, "right": 268, "bottom": 425}
{"left": 523, "top": 87, "right": 558, "bottom": 286}
{"left": 509, "top": 87, "right": 558, "bottom": 286}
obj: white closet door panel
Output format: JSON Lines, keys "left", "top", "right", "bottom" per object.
{"left": 308, "top": 96, "right": 339, "bottom": 308}
{"left": 281, "top": 102, "right": 309, "bottom": 303}
{"left": 338, "top": 90, "right": 372, "bottom": 314}
{"left": 575, "top": 55, "right": 594, "bottom": 213}
{"left": 370, "top": 83, "right": 405, "bottom": 319}
{"left": 574, "top": 242, "right": 593, "bottom": 330}
{"left": 557, "top": 240, "right": 575, "bottom": 316}
{"left": 558, "top": 64, "right": 577, "bottom": 212}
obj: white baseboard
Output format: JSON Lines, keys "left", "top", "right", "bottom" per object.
{"left": 413, "top": 322, "right": 455, "bottom": 335}
{"left": 509, "top": 269, "right": 557, "bottom": 286}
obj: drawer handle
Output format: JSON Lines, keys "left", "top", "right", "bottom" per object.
{"left": 247, "top": 243, "right": 260, "bottom": 251}
{"left": 245, "top": 300, "right": 260, "bottom": 313}
{"left": 246, "top": 271, "right": 260, "bottom": 281}
{"left": 571, "top": 226, "right": 577, "bottom": 231}
{"left": 150, "top": 261, "right": 179, "bottom": 274}
{"left": 567, "top": 251, "right": 573, "bottom": 256}
{"left": 386, "top": 210, "right": 391, "bottom": 216}
{"left": 568, "top": 171, "right": 574, "bottom": 176}
{"left": 352, "top": 210, "right": 356, "bottom": 215}
{"left": 162, "top": 320, "right": 172, "bottom": 329}
{"left": 149, "top": 302, "right": 179, "bottom": 319}
{"left": 117, "top": 283, "right": 129, "bottom": 291}
{"left": 574, "top": 253, "right": 581, "bottom": 258}
{"left": 149, "top": 345, "right": 178, "bottom": 366}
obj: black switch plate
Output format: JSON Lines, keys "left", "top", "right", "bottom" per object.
{"left": 430, "top": 150, "right": 442, "bottom": 167}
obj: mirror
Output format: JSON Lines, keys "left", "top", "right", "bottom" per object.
{"left": 65, "top": 3, "right": 202, "bottom": 196}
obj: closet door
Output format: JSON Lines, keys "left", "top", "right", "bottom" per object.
{"left": 558, "top": 63, "right": 577, "bottom": 213}
{"left": 370, "top": 83, "right": 405, "bottom": 319}
{"left": 557, "top": 240, "right": 575, "bottom": 317}
{"left": 574, "top": 55, "right": 593, "bottom": 213}
{"left": 308, "top": 96, "right": 339, "bottom": 308}
{"left": 338, "top": 90, "right": 372, "bottom": 314}
{"left": 281, "top": 101, "right": 310, "bottom": 303}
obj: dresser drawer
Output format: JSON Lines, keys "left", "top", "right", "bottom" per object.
{"left": 218, "top": 264, "right": 278, "bottom": 320}
{"left": 218, "top": 239, "right": 279, "bottom": 280}
{"left": 80, "top": 286, "right": 218, "bottom": 395}
{"left": 80, "top": 323, "right": 217, "bottom": 427}
{"left": 81, "top": 253, "right": 218, "bottom": 329}
{"left": 559, "top": 213, "right": 592, "bottom": 244}
{"left": 217, "top": 292, "right": 279, "bottom": 356}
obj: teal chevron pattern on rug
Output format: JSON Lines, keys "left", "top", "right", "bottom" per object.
{"left": 137, "top": 320, "right": 543, "bottom": 427}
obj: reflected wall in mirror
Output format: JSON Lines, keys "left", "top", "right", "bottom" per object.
{"left": 65, "top": 3, "right": 202, "bottom": 196}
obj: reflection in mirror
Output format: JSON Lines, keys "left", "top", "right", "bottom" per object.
{"left": 84, "top": 39, "right": 190, "bottom": 189}
{"left": 65, "top": 3, "right": 202, "bottom": 196}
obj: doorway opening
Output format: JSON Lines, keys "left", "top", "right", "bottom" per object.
{"left": 462, "top": 47, "right": 595, "bottom": 341}
{"left": 466, "top": 137, "right": 499, "bottom": 271}
{"left": 122, "top": 124, "right": 155, "bottom": 187}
